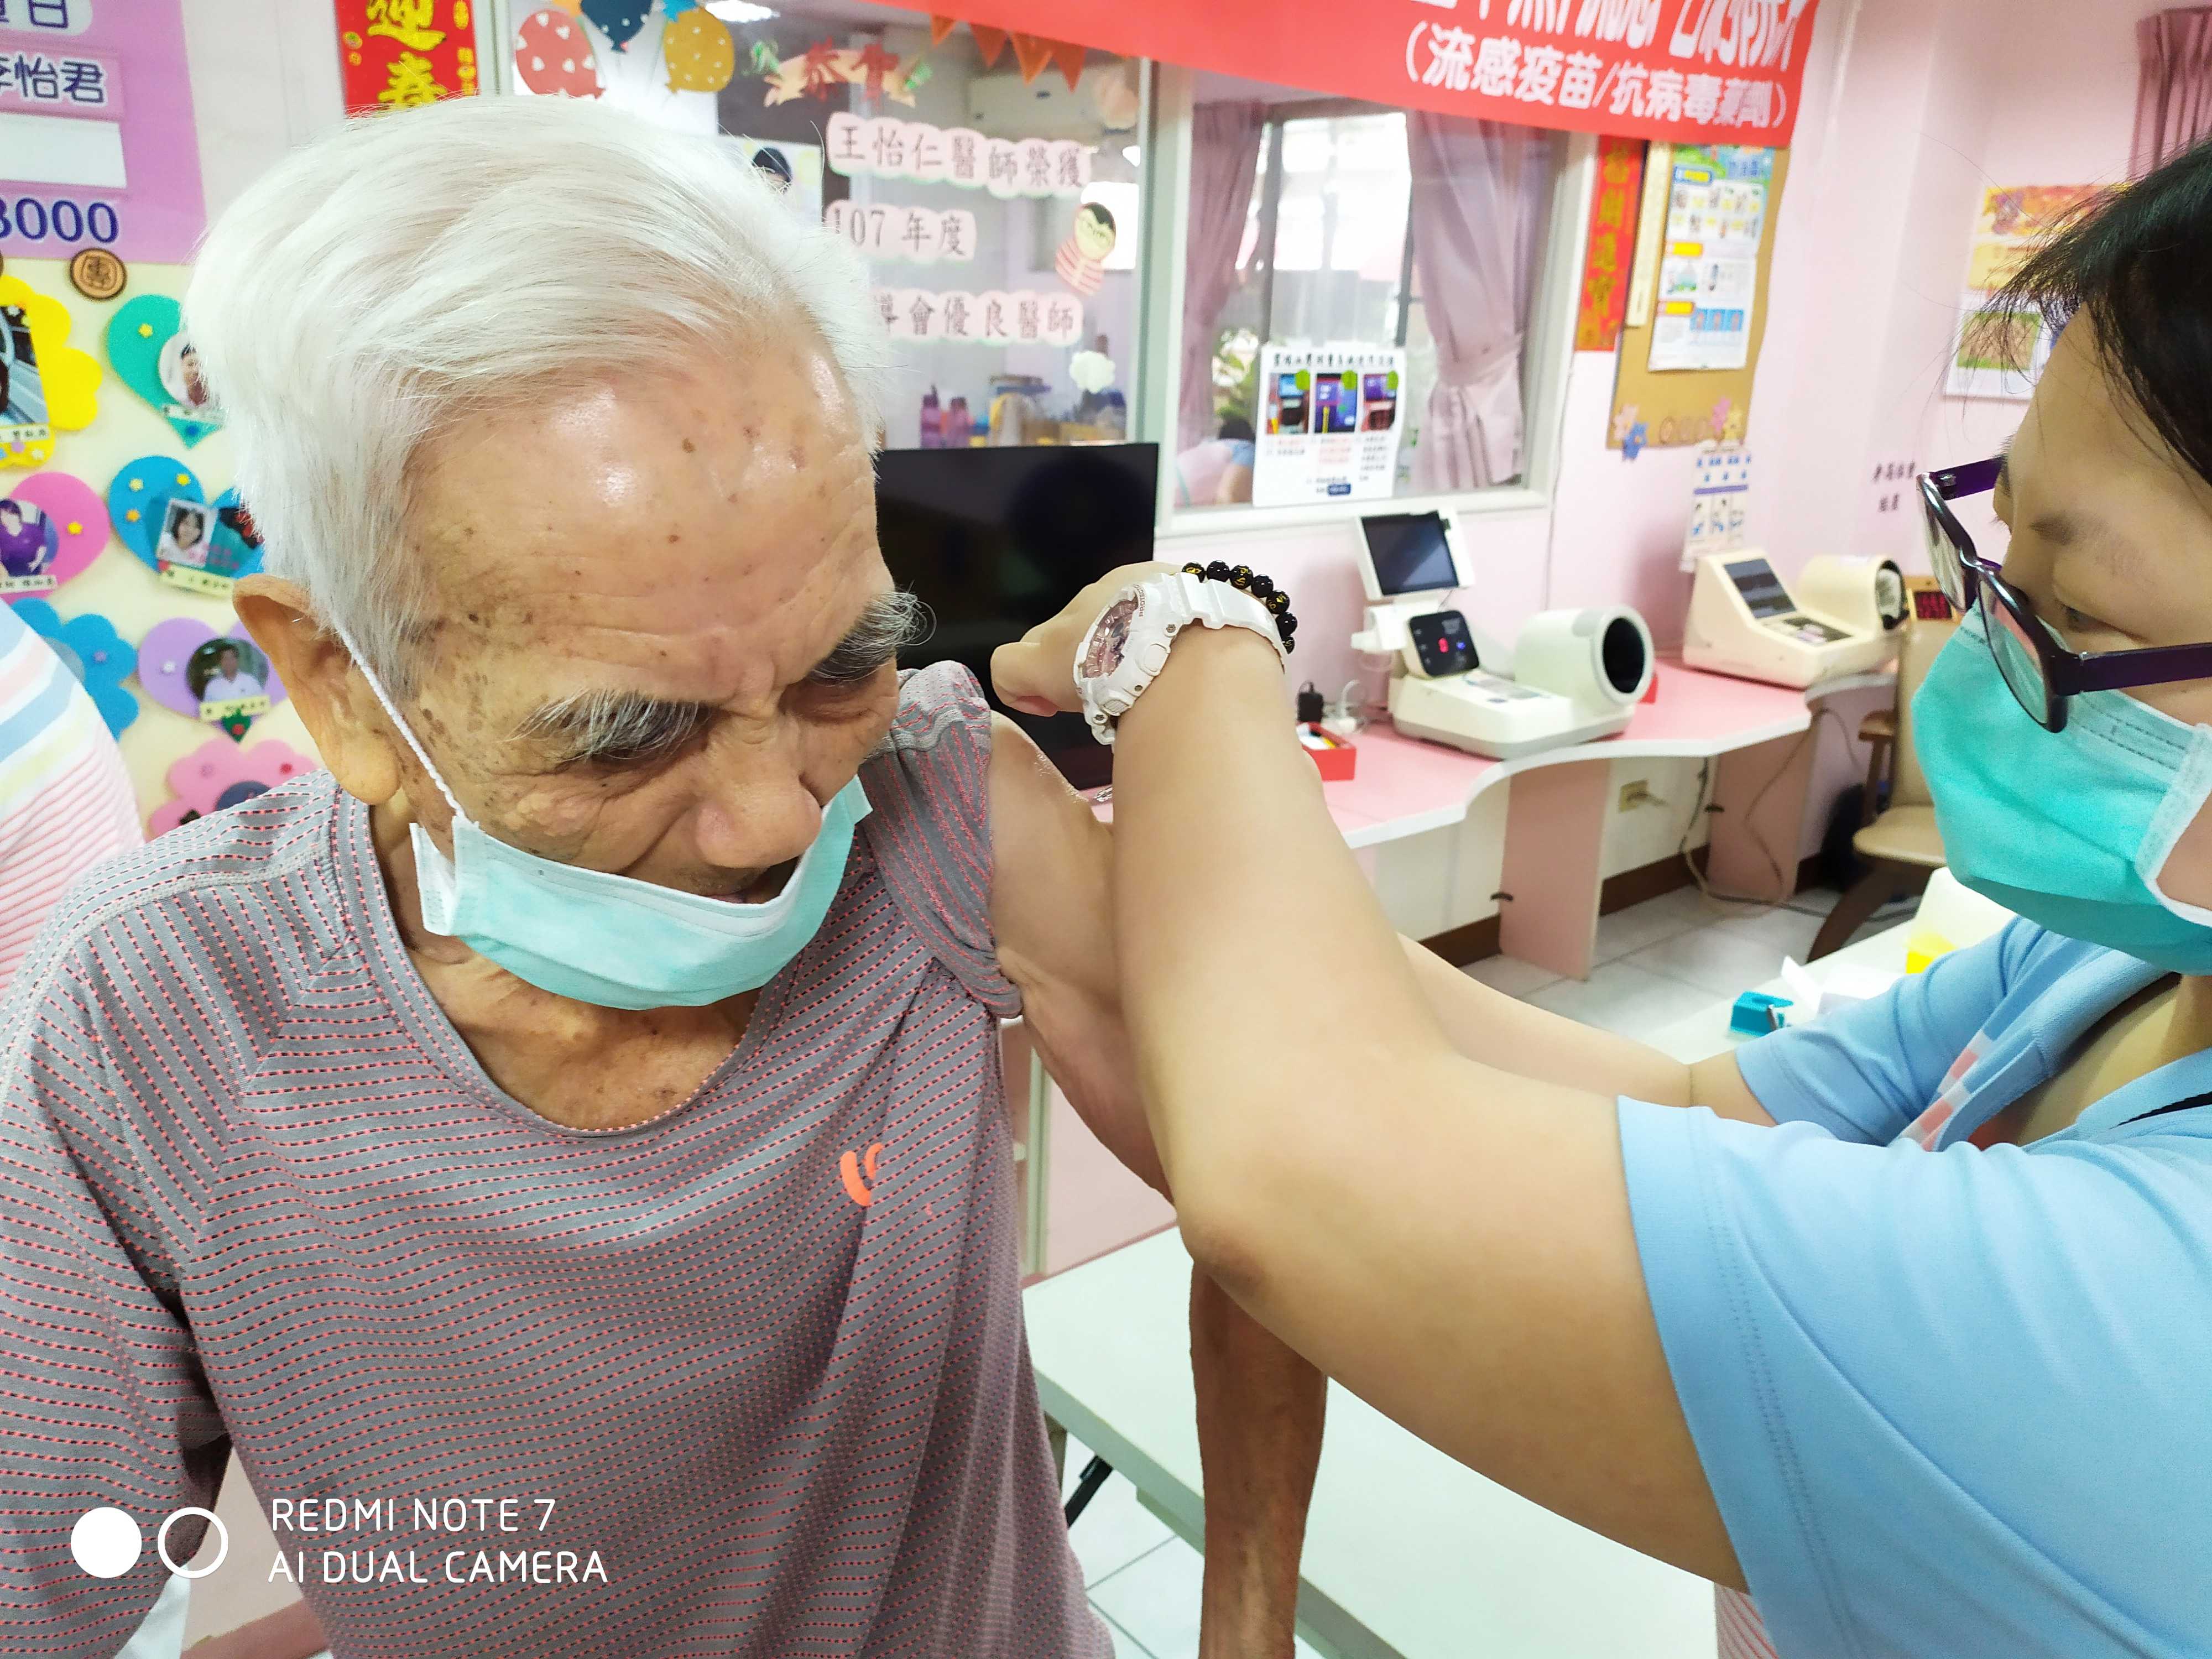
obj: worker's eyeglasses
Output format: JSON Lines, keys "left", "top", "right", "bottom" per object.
{"left": 1918, "top": 457, "right": 2212, "bottom": 732}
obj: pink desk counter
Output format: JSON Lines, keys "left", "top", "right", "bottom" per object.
{"left": 1311, "top": 658, "right": 1863, "bottom": 982}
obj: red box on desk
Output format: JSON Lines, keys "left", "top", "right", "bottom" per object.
{"left": 1299, "top": 725, "right": 1358, "bottom": 781}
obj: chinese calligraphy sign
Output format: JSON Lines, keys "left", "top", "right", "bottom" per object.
{"left": 335, "top": 0, "right": 480, "bottom": 116}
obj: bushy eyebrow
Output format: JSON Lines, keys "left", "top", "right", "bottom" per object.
{"left": 515, "top": 690, "right": 718, "bottom": 768}
{"left": 806, "top": 590, "right": 932, "bottom": 684}
{"left": 514, "top": 591, "right": 932, "bottom": 767}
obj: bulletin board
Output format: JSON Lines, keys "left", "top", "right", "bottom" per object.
{"left": 1, "top": 257, "right": 320, "bottom": 829}
{"left": 1607, "top": 147, "right": 1791, "bottom": 451}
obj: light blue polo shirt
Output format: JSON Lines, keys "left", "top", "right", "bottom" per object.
{"left": 1619, "top": 919, "right": 2212, "bottom": 1658}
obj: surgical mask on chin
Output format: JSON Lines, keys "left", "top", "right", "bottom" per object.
{"left": 1914, "top": 608, "right": 2212, "bottom": 974}
{"left": 342, "top": 633, "right": 869, "bottom": 1011}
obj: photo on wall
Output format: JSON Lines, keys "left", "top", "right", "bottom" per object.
{"left": 0, "top": 494, "right": 59, "bottom": 592}
{"left": 1, "top": 305, "right": 49, "bottom": 452}
{"left": 157, "top": 334, "right": 219, "bottom": 425}
{"left": 158, "top": 498, "right": 213, "bottom": 572}
{"left": 186, "top": 636, "right": 272, "bottom": 724}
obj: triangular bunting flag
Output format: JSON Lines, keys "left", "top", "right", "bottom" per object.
{"left": 969, "top": 24, "right": 1008, "bottom": 66}
{"left": 1048, "top": 38, "right": 1086, "bottom": 91}
{"left": 928, "top": 14, "right": 958, "bottom": 46}
{"left": 1009, "top": 31, "right": 1052, "bottom": 85}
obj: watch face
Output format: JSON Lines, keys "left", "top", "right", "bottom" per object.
{"left": 1082, "top": 593, "right": 1142, "bottom": 679}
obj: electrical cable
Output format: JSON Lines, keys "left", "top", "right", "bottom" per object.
{"left": 1683, "top": 704, "right": 1865, "bottom": 910}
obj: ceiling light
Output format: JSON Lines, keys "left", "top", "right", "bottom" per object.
{"left": 706, "top": 1, "right": 776, "bottom": 20}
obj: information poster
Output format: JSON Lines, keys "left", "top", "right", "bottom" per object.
{"left": 1251, "top": 345, "right": 1405, "bottom": 508}
{"left": 1682, "top": 446, "right": 1751, "bottom": 570}
{"left": 1647, "top": 146, "right": 1770, "bottom": 373}
{"left": 1944, "top": 184, "right": 2100, "bottom": 401}
{"left": 0, "top": 0, "right": 206, "bottom": 264}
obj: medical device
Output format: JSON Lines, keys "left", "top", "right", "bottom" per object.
{"left": 1796, "top": 554, "right": 1910, "bottom": 640}
{"left": 1349, "top": 511, "right": 1653, "bottom": 759}
{"left": 1682, "top": 550, "right": 1897, "bottom": 688}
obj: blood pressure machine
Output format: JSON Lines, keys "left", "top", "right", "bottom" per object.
{"left": 1682, "top": 551, "right": 1903, "bottom": 688}
{"left": 1350, "top": 511, "right": 1655, "bottom": 760}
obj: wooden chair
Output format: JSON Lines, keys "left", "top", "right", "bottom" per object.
{"left": 1807, "top": 601, "right": 1959, "bottom": 958}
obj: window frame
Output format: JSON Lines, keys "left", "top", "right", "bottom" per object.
{"left": 479, "top": 9, "right": 1594, "bottom": 535}
{"left": 1138, "top": 64, "right": 1595, "bottom": 536}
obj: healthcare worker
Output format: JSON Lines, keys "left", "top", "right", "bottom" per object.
{"left": 994, "top": 144, "right": 2212, "bottom": 1657}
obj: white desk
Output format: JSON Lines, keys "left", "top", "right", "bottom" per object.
{"left": 1026, "top": 1229, "right": 1718, "bottom": 1659}
{"left": 1024, "top": 919, "right": 1954, "bottom": 1658}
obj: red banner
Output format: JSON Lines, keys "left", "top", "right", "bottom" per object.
{"left": 919, "top": 0, "right": 1819, "bottom": 147}
{"left": 1574, "top": 134, "right": 1645, "bottom": 350}
{"left": 334, "top": 0, "right": 481, "bottom": 116}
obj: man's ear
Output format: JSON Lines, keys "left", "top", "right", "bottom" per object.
{"left": 234, "top": 576, "right": 403, "bottom": 808}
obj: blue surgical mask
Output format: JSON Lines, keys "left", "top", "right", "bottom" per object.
{"left": 346, "top": 636, "right": 869, "bottom": 1010}
{"left": 1915, "top": 608, "right": 2212, "bottom": 973}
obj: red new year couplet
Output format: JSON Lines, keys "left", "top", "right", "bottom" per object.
{"left": 1575, "top": 134, "right": 1645, "bottom": 351}
{"left": 919, "top": 0, "right": 1821, "bottom": 147}
{"left": 334, "top": 0, "right": 482, "bottom": 116}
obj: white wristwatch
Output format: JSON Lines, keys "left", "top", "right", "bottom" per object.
{"left": 1074, "top": 571, "right": 1288, "bottom": 745}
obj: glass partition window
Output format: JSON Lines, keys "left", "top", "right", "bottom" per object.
{"left": 731, "top": 6, "right": 1144, "bottom": 450}
{"left": 509, "top": 0, "right": 1146, "bottom": 451}
{"left": 1176, "top": 82, "right": 1563, "bottom": 513}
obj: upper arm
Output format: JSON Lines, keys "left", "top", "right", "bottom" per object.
{"left": 988, "top": 717, "right": 1165, "bottom": 1187}
{"left": 987, "top": 714, "right": 1115, "bottom": 1008}
{"left": 0, "top": 962, "right": 219, "bottom": 1648}
{"left": 1620, "top": 1105, "right": 2212, "bottom": 1657}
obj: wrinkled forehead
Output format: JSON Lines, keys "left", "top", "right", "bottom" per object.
{"left": 401, "top": 343, "right": 883, "bottom": 703}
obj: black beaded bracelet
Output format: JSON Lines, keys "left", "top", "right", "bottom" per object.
{"left": 1180, "top": 561, "right": 1298, "bottom": 655}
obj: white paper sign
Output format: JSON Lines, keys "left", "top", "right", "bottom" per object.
{"left": 827, "top": 112, "right": 1091, "bottom": 198}
{"left": 1683, "top": 447, "right": 1752, "bottom": 570}
{"left": 826, "top": 200, "right": 975, "bottom": 264}
{"left": 876, "top": 286, "right": 1083, "bottom": 347}
{"left": 1250, "top": 343, "right": 1406, "bottom": 508}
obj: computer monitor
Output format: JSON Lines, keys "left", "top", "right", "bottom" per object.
{"left": 874, "top": 442, "right": 1159, "bottom": 790}
{"left": 1357, "top": 510, "right": 1467, "bottom": 604}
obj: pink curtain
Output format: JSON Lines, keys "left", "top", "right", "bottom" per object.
{"left": 2135, "top": 8, "right": 2212, "bottom": 176}
{"left": 1405, "top": 113, "right": 1553, "bottom": 493}
{"left": 1178, "top": 101, "right": 1267, "bottom": 455}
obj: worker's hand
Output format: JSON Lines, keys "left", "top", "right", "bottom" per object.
{"left": 990, "top": 561, "right": 1178, "bottom": 717}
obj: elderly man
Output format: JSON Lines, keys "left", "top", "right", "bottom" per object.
{"left": 0, "top": 99, "right": 1322, "bottom": 1657}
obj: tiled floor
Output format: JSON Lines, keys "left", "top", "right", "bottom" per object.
{"left": 1465, "top": 880, "right": 1907, "bottom": 1042}
{"left": 1064, "top": 1434, "right": 1327, "bottom": 1659}
{"left": 1067, "top": 878, "right": 1906, "bottom": 1657}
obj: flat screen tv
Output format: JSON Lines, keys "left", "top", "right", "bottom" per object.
{"left": 874, "top": 442, "right": 1159, "bottom": 790}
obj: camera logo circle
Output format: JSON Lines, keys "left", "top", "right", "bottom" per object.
{"left": 69, "top": 1507, "right": 228, "bottom": 1579}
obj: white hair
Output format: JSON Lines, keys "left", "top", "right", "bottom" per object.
{"left": 184, "top": 96, "right": 889, "bottom": 696}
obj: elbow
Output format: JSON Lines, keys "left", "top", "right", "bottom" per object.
{"left": 1168, "top": 1186, "right": 1274, "bottom": 1318}
{"left": 1170, "top": 1156, "right": 1281, "bottom": 1310}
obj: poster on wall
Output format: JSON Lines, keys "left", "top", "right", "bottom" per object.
{"left": 1943, "top": 184, "right": 2100, "bottom": 401}
{"left": 1944, "top": 289, "right": 2051, "bottom": 401}
{"left": 1647, "top": 146, "right": 1769, "bottom": 373}
{"left": 0, "top": 0, "right": 206, "bottom": 264}
{"left": 917, "top": 0, "right": 1824, "bottom": 147}
{"left": 1250, "top": 344, "right": 1405, "bottom": 509}
{"left": 335, "top": 0, "right": 482, "bottom": 116}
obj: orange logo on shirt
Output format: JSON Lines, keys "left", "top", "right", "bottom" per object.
{"left": 841, "top": 1143, "right": 884, "bottom": 1207}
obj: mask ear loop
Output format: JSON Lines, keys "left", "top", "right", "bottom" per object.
{"left": 333, "top": 625, "right": 469, "bottom": 826}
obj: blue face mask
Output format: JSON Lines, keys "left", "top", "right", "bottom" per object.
{"left": 347, "top": 637, "right": 870, "bottom": 1010}
{"left": 1914, "top": 609, "right": 2212, "bottom": 974}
